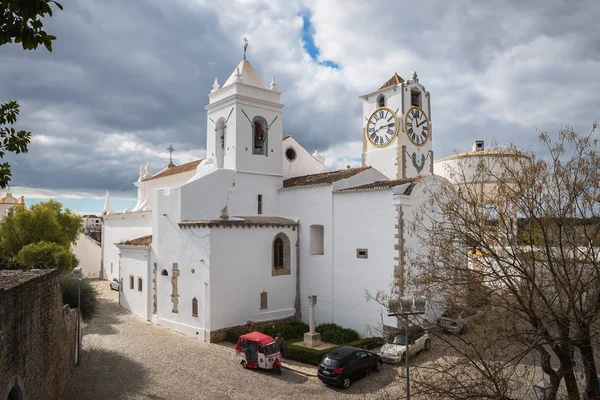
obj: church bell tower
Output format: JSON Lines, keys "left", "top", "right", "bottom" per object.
{"left": 360, "top": 71, "right": 433, "bottom": 180}
{"left": 205, "top": 48, "right": 284, "bottom": 177}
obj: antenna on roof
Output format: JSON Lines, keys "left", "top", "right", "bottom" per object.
{"left": 243, "top": 37, "right": 248, "bottom": 60}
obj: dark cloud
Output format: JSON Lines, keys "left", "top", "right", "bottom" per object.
{"left": 0, "top": 0, "right": 598, "bottom": 203}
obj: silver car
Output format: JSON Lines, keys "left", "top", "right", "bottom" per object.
{"left": 379, "top": 326, "right": 431, "bottom": 364}
{"left": 109, "top": 277, "right": 120, "bottom": 291}
{"left": 437, "top": 308, "right": 483, "bottom": 334}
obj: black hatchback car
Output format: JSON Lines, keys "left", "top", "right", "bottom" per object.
{"left": 317, "top": 346, "right": 383, "bottom": 389}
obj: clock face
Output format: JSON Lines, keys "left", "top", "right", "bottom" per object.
{"left": 405, "top": 106, "right": 430, "bottom": 147}
{"left": 365, "top": 107, "right": 398, "bottom": 148}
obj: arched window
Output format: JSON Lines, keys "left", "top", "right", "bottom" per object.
{"left": 272, "top": 233, "right": 291, "bottom": 276}
{"left": 192, "top": 297, "right": 198, "bottom": 317}
{"left": 377, "top": 94, "right": 386, "bottom": 107}
{"left": 252, "top": 116, "right": 268, "bottom": 156}
{"left": 273, "top": 237, "right": 284, "bottom": 268}
{"left": 411, "top": 90, "right": 421, "bottom": 107}
{"left": 7, "top": 384, "right": 24, "bottom": 400}
{"left": 161, "top": 269, "right": 168, "bottom": 276}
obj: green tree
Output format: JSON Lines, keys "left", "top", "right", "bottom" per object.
{"left": 15, "top": 241, "right": 78, "bottom": 272}
{"left": 0, "top": 0, "right": 63, "bottom": 51}
{"left": 0, "top": 101, "right": 31, "bottom": 188}
{"left": 0, "top": 199, "right": 82, "bottom": 257}
{"left": 0, "top": 0, "right": 63, "bottom": 188}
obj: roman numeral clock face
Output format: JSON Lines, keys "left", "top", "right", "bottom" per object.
{"left": 366, "top": 107, "right": 398, "bottom": 148}
{"left": 405, "top": 106, "right": 430, "bottom": 146}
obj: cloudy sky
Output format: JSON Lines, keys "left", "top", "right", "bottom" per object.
{"left": 1, "top": 0, "right": 599, "bottom": 213}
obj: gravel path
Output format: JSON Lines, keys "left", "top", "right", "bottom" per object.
{"left": 62, "top": 282, "right": 402, "bottom": 400}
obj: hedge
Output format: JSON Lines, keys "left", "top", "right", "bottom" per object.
{"left": 226, "top": 328, "right": 245, "bottom": 344}
{"left": 315, "top": 322, "right": 360, "bottom": 344}
{"left": 261, "top": 321, "right": 309, "bottom": 340}
{"left": 284, "top": 337, "right": 385, "bottom": 366}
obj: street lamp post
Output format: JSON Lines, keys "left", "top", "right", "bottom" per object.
{"left": 73, "top": 267, "right": 82, "bottom": 365}
{"left": 533, "top": 378, "right": 552, "bottom": 400}
{"left": 388, "top": 297, "right": 427, "bottom": 400}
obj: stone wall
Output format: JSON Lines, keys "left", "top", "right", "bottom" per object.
{"left": 210, "top": 315, "right": 296, "bottom": 343}
{"left": 0, "top": 269, "right": 78, "bottom": 400}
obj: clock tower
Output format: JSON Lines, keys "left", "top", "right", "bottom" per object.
{"left": 360, "top": 71, "right": 433, "bottom": 180}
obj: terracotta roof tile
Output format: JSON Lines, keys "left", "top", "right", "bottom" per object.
{"left": 144, "top": 160, "right": 202, "bottom": 181}
{"left": 179, "top": 216, "right": 297, "bottom": 228}
{"left": 335, "top": 177, "right": 421, "bottom": 194}
{"left": 378, "top": 73, "right": 405, "bottom": 91}
{"left": 283, "top": 167, "right": 371, "bottom": 188}
{"left": 118, "top": 235, "right": 152, "bottom": 246}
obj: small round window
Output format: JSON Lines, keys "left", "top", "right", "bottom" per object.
{"left": 285, "top": 147, "right": 297, "bottom": 162}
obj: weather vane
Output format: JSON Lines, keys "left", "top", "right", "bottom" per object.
{"left": 167, "top": 144, "right": 176, "bottom": 164}
{"left": 243, "top": 37, "right": 248, "bottom": 60}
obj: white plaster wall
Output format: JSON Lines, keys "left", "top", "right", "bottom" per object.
{"left": 102, "top": 212, "right": 152, "bottom": 280}
{"left": 82, "top": 216, "right": 101, "bottom": 232}
{"left": 119, "top": 247, "right": 150, "bottom": 320}
{"left": 227, "top": 172, "right": 282, "bottom": 217}
{"left": 0, "top": 203, "right": 21, "bottom": 219}
{"left": 434, "top": 153, "right": 527, "bottom": 185}
{"left": 179, "top": 169, "right": 235, "bottom": 221}
{"left": 395, "top": 175, "right": 451, "bottom": 323}
{"left": 135, "top": 169, "right": 197, "bottom": 210}
{"left": 209, "top": 226, "right": 297, "bottom": 330}
{"left": 154, "top": 186, "right": 212, "bottom": 340}
{"left": 282, "top": 137, "right": 325, "bottom": 179}
{"left": 333, "top": 190, "right": 398, "bottom": 336}
{"left": 279, "top": 185, "right": 333, "bottom": 326}
{"left": 179, "top": 169, "right": 283, "bottom": 221}
{"left": 73, "top": 233, "right": 101, "bottom": 278}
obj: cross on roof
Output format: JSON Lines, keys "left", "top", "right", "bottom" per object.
{"left": 167, "top": 144, "right": 176, "bottom": 164}
{"left": 243, "top": 37, "right": 248, "bottom": 60}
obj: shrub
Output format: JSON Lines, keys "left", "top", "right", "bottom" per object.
{"left": 315, "top": 322, "right": 360, "bottom": 344}
{"left": 0, "top": 256, "right": 24, "bottom": 270}
{"left": 261, "top": 321, "right": 309, "bottom": 340}
{"left": 16, "top": 241, "right": 78, "bottom": 273}
{"left": 226, "top": 328, "right": 245, "bottom": 344}
{"left": 60, "top": 273, "right": 98, "bottom": 322}
{"left": 285, "top": 339, "right": 333, "bottom": 365}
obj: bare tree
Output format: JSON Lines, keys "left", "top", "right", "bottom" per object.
{"left": 408, "top": 125, "right": 600, "bottom": 399}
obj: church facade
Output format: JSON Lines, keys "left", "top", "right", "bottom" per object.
{"left": 102, "top": 57, "right": 447, "bottom": 341}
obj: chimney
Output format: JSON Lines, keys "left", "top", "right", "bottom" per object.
{"left": 472, "top": 140, "right": 484, "bottom": 152}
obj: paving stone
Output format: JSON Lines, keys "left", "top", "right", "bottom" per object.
{"left": 63, "top": 282, "right": 403, "bottom": 399}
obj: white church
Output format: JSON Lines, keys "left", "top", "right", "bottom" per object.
{"left": 101, "top": 54, "right": 451, "bottom": 342}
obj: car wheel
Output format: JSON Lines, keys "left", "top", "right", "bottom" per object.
{"left": 341, "top": 377, "right": 351, "bottom": 389}
{"left": 375, "top": 361, "right": 382, "bottom": 373}
{"left": 241, "top": 360, "right": 247, "bottom": 369}
{"left": 424, "top": 339, "right": 431, "bottom": 351}
{"left": 275, "top": 366, "right": 282, "bottom": 375}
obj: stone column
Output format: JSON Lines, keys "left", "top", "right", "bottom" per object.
{"left": 152, "top": 263, "right": 158, "bottom": 315}
{"left": 171, "top": 263, "right": 180, "bottom": 314}
{"left": 303, "top": 295, "right": 321, "bottom": 347}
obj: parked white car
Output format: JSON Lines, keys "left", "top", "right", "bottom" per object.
{"left": 379, "top": 326, "right": 430, "bottom": 364}
{"left": 109, "top": 277, "right": 120, "bottom": 291}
